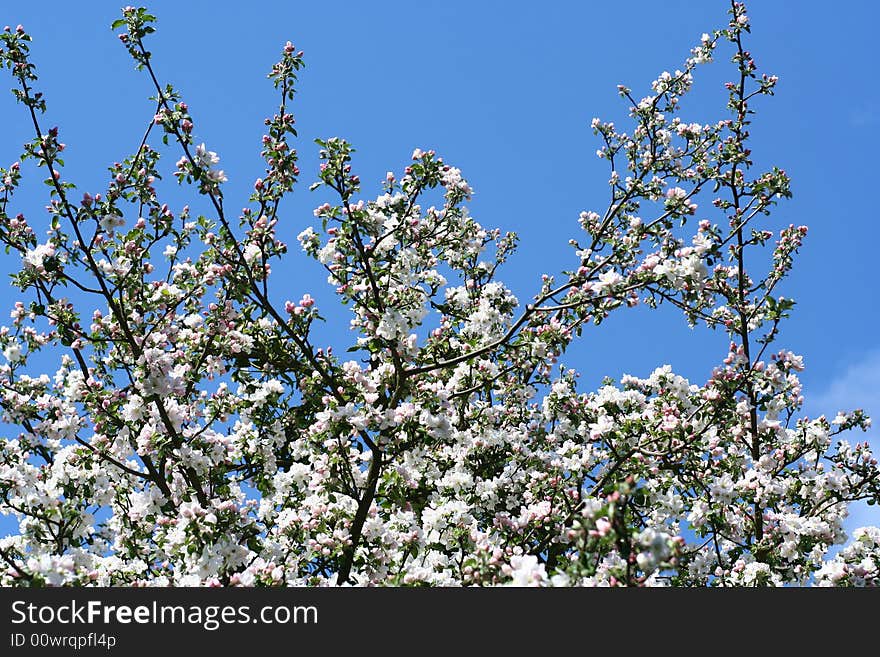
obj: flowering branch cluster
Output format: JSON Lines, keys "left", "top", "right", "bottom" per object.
{"left": 0, "top": 2, "right": 876, "bottom": 587}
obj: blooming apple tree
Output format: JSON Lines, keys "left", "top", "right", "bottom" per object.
{"left": 0, "top": 2, "right": 877, "bottom": 587}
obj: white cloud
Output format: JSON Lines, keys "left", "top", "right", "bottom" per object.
{"left": 809, "top": 351, "right": 880, "bottom": 420}
{"left": 807, "top": 351, "right": 880, "bottom": 535}
{"left": 848, "top": 106, "right": 877, "bottom": 128}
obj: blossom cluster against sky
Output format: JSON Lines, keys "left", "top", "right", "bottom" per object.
{"left": 1, "top": 0, "right": 877, "bottom": 532}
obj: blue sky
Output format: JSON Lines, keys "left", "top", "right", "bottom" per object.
{"left": 1, "top": 1, "right": 877, "bottom": 531}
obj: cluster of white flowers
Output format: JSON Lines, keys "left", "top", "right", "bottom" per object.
{"left": 815, "top": 527, "right": 880, "bottom": 587}
{"left": 22, "top": 242, "right": 55, "bottom": 273}
{"left": 0, "top": 1, "right": 874, "bottom": 588}
{"left": 195, "top": 142, "right": 227, "bottom": 183}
